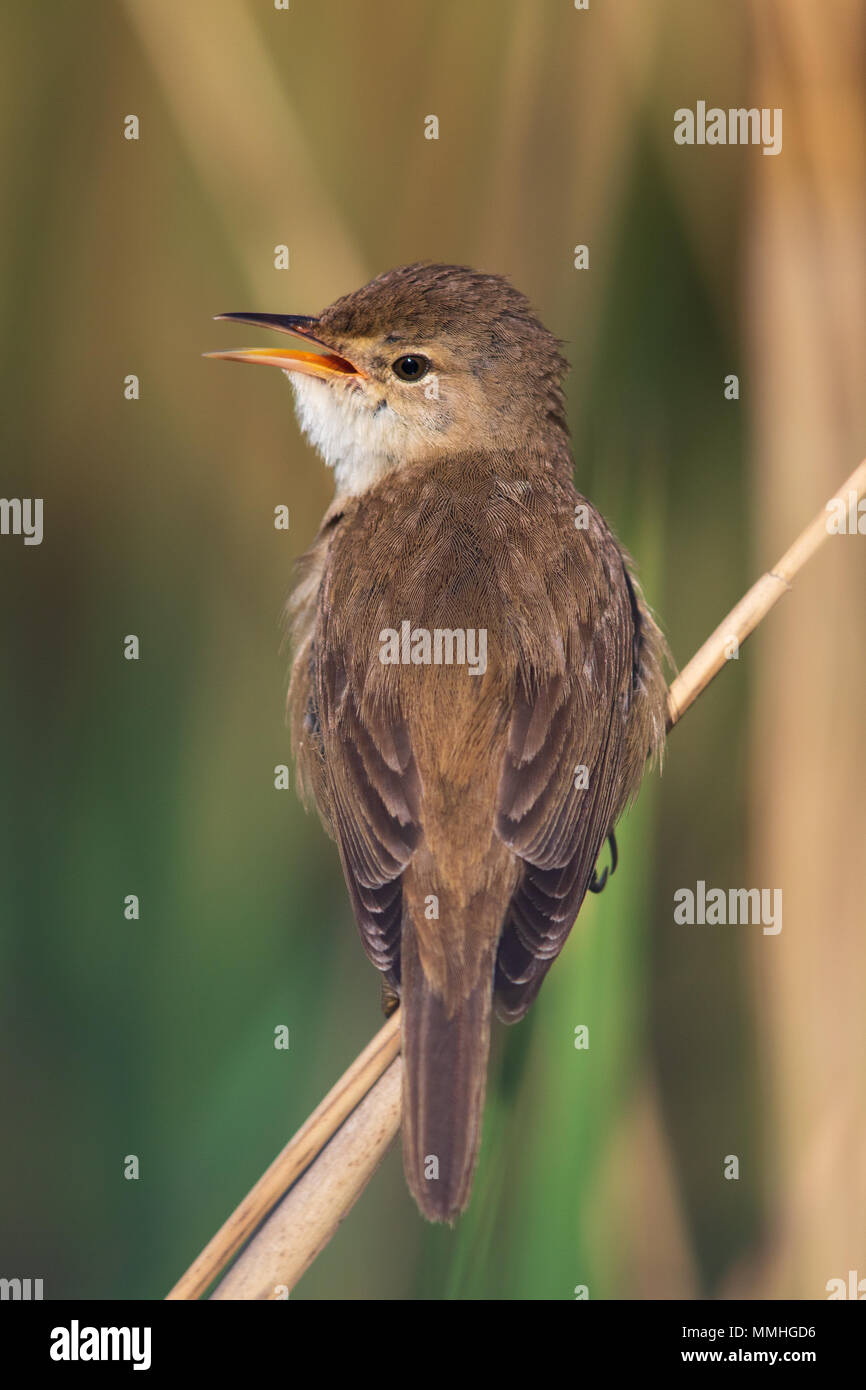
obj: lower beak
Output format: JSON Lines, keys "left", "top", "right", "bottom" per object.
{"left": 205, "top": 312, "right": 362, "bottom": 381}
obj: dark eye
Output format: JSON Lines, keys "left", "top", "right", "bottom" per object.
{"left": 391, "top": 354, "right": 430, "bottom": 382}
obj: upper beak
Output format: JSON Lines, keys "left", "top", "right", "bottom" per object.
{"left": 204, "top": 313, "right": 362, "bottom": 380}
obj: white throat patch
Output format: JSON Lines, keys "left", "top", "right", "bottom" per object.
{"left": 288, "top": 374, "right": 405, "bottom": 496}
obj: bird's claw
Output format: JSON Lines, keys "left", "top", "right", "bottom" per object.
{"left": 588, "top": 832, "right": 618, "bottom": 894}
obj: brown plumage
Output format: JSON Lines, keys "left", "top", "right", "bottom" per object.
{"left": 210, "top": 264, "right": 668, "bottom": 1223}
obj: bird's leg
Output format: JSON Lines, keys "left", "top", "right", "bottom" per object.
{"left": 588, "top": 832, "right": 618, "bottom": 894}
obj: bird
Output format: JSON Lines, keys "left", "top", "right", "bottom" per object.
{"left": 208, "top": 263, "right": 668, "bottom": 1223}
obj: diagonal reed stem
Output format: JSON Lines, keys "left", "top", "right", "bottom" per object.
{"left": 167, "top": 456, "right": 866, "bottom": 1301}
{"left": 165, "top": 1013, "right": 399, "bottom": 1299}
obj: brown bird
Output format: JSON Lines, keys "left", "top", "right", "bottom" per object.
{"left": 209, "top": 264, "right": 668, "bottom": 1223}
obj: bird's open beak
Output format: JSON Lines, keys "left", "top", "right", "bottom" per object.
{"left": 205, "top": 313, "right": 362, "bottom": 380}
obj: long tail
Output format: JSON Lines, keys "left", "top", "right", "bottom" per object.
{"left": 400, "top": 924, "right": 496, "bottom": 1223}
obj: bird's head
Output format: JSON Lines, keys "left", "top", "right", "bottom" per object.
{"left": 207, "top": 263, "right": 569, "bottom": 495}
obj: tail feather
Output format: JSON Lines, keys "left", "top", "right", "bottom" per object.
{"left": 400, "top": 925, "right": 495, "bottom": 1223}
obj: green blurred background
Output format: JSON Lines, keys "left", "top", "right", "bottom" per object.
{"left": 1, "top": 0, "right": 864, "bottom": 1300}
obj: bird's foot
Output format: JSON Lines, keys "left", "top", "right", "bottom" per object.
{"left": 588, "top": 832, "right": 618, "bottom": 894}
{"left": 380, "top": 981, "right": 401, "bottom": 1017}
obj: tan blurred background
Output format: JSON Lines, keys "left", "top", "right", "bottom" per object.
{"left": 0, "top": 0, "right": 863, "bottom": 1300}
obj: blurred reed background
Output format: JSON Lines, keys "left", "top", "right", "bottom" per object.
{"left": 0, "top": 0, "right": 863, "bottom": 1300}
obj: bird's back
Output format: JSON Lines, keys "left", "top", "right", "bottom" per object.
{"left": 287, "top": 446, "right": 667, "bottom": 1219}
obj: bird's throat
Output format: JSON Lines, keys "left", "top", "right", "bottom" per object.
{"left": 289, "top": 374, "right": 402, "bottom": 496}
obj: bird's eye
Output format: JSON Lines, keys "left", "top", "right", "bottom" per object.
{"left": 391, "top": 354, "right": 430, "bottom": 382}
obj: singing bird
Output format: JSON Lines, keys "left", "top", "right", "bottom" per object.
{"left": 209, "top": 264, "right": 668, "bottom": 1222}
